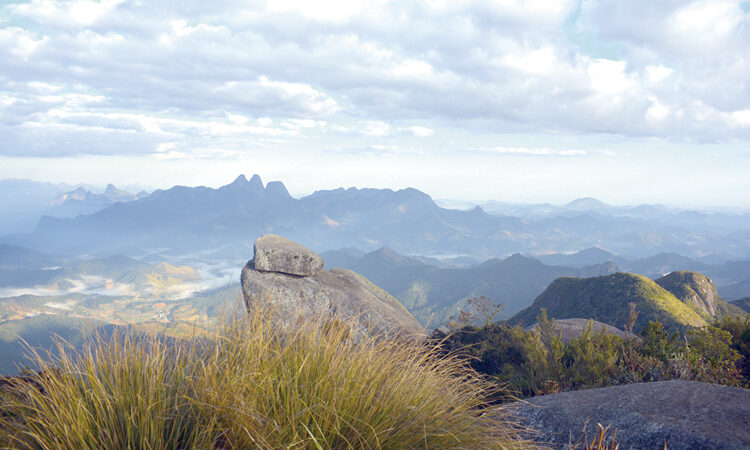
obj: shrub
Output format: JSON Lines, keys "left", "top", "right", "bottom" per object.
{"left": 0, "top": 301, "right": 529, "bottom": 449}
{"left": 431, "top": 323, "right": 542, "bottom": 398}
{"left": 640, "top": 321, "right": 680, "bottom": 364}
{"left": 435, "top": 313, "right": 750, "bottom": 404}
{"left": 562, "top": 323, "right": 623, "bottom": 390}
{"left": 713, "top": 315, "right": 750, "bottom": 385}
{"left": 449, "top": 295, "right": 504, "bottom": 328}
{"left": 533, "top": 309, "right": 564, "bottom": 386}
{"left": 681, "top": 325, "right": 742, "bottom": 386}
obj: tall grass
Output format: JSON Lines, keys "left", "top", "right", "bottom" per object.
{"left": 0, "top": 300, "right": 530, "bottom": 449}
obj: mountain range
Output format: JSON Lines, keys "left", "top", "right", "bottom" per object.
{"left": 0, "top": 179, "right": 149, "bottom": 235}
{"left": 46, "top": 184, "right": 148, "bottom": 219}
{"left": 2, "top": 175, "right": 750, "bottom": 264}
{"left": 4, "top": 237, "right": 749, "bottom": 329}
{"left": 320, "top": 247, "right": 618, "bottom": 325}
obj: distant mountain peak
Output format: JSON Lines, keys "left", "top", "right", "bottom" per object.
{"left": 249, "top": 174, "right": 263, "bottom": 187}
{"left": 362, "top": 246, "right": 425, "bottom": 267}
{"left": 504, "top": 253, "right": 536, "bottom": 263}
{"left": 221, "top": 174, "right": 290, "bottom": 200}
{"left": 49, "top": 187, "right": 89, "bottom": 206}
{"left": 576, "top": 247, "right": 615, "bottom": 257}
{"left": 565, "top": 197, "right": 609, "bottom": 210}
{"left": 265, "top": 180, "right": 291, "bottom": 199}
{"left": 232, "top": 174, "right": 248, "bottom": 184}
{"left": 221, "top": 174, "right": 265, "bottom": 194}
{"left": 375, "top": 246, "right": 398, "bottom": 256}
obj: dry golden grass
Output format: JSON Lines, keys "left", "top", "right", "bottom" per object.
{"left": 0, "top": 300, "right": 532, "bottom": 449}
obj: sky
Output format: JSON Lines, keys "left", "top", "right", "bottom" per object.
{"left": 1, "top": 0, "right": 749, "bottom": 207}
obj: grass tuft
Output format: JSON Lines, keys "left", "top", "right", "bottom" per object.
{"left": 0, "top": 299, "right": 530, "bottom": 449}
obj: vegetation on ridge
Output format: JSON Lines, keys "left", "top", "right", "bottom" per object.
{"left": 511, "top": 272, "right": 710, "bottom": 334}
{"left": 434, "top": 309, "right": 750, "bottom": 399}
{"left": 0, "top": 301, "right": 529, "bottom": 449}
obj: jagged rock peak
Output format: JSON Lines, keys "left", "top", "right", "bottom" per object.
{"left": 231, "top": 174, "right": 248, "bottom": 184}
{"left": 252, "top": 234, "right": 324, "bottom": 277}
{"left": 224, "top": 174, "right": 271, "bottom": 196}
{"left": 249, "top": 174, "right": 263, "bottom": 189}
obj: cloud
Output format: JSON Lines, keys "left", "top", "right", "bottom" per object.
{"left": 478, "top": 147, "right": 590, "bottom": 157}
{"left": 328, "top": 120, "right": 434, "bottom": 137}
{"left": 0, "top": 0, "right": 749, "bottom": 159}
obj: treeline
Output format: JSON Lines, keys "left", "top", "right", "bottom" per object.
{"left": 432, "top": 310, "right": 750, "bottom": 400}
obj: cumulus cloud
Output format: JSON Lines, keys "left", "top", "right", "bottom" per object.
{"left": 0, "top": 0, "right": 748, "bottom": 158}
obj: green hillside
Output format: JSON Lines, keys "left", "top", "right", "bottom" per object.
{"left": 510, "top": 272, "right": 708, "bottom": 333}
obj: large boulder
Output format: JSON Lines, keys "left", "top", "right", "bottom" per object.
{"left": 507, "top": 380, "right": 750, "bottom": 449}
{"left": 241, "top": 235, "right": 425, "bottom": 340}
{"left": 252, "top": 234, "right": 324, "bottom": 277}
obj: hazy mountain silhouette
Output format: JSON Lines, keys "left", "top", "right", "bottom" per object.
{"left": 537, "top": 247, "right": 625, "bottom": 268}
{"left": 622, "top": 253, "right": 709, "bottom": 278}
{"left": 46, "top": 184, "right": 142, "bottom": 219}
{"left": 0, "top": 179, "right": 79, "bottom": 234}
{"left": 3, "top": 175, "right": 750, "bottom": 262}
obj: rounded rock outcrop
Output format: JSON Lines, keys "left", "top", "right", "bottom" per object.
{"left": 525, "top": 318, "right": 635, "bottom": 343}
{"left": 241, "top": 235, "right": 425, "bottom": 340}
{"left": 252, "top": 234, "right": 324, "bottom": 277}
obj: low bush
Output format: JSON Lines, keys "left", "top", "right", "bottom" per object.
{"left": 0, "top": 302, "right": 529, "bottom": 449}
{"left": 433, "top": 309, "right": 750, "bottom": 399}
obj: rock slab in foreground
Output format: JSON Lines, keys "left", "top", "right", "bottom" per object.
{"left": 241, "top": 235, "right": 425, "bottom": 340}
{"left": 253, "top": 234, "right": 324, "bottom": 277}
{"left": 507, "top": 380, "right": 750, "bottom": 449}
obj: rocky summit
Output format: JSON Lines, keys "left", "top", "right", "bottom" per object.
{"left": 655, "top": 270, "right": 720, "bottom": 317}
{"left": 508, "top": 380, "right": 750, "bottom": 449}
{"left": 241, "top": 235, "right": 425, "bottom": 340}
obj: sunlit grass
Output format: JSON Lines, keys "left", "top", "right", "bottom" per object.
{"left": 0, "top": 299, "right": 531, "bottom": 449}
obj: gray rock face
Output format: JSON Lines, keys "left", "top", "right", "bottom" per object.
{"left": 656, "top": 271, "right": 720, "bottom": 317}
{"left": 241, "top": 235, "right": 425, "bottom": 340}
{"left": 507, "top": 380, "right": 750, "bottom": 449}
{"left": 252, "top": 234, "right": 324, "bottom": 277}
{"left": 525, "top": 318, "right": 634, "bottom": 343}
